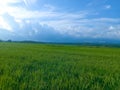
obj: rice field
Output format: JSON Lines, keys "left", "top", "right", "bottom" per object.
{"left": 0, "top": 42, "right": 120, "bottom": 90}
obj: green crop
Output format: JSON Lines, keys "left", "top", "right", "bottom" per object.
{"left": 0, "top": 42, "right": 120, "bottom": 90}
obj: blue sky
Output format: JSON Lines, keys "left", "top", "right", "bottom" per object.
{"left": 0, "top": 0, "right": 120, "bottom": 42}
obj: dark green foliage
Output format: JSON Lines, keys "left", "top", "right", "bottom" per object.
{"left": 0, "top": 42, "right": 120, "bottom": 90}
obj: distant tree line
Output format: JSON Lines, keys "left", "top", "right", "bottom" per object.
{"left": 0, "top": 39, "right": 3, "bottom": 42}
{"left": 0, "top": 39, "right": 12, "bottom": 42}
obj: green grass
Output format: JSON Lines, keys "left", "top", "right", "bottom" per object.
{"left": 0, "top": 42, "right": 120, "bottom": 90}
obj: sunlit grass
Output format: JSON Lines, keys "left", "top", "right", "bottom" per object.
{"left": 0, "top": 42, "right": 120, "bottom": 90}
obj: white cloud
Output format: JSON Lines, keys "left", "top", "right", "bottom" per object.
{"left": 0, "top": 0, "right": 21, "bottom": 5}
{"left": 109, "top": 26, "right": 115, "bottom": 30}
{"left": 0, "top": 16, "right": 12, "bottom": 31}
{"left": 0, "top": 0, "right": 120, "bottom": 40}
{"left": 0, "top": 0, "right": 23, "bottom": 15}
{"left": 104, "top": 5, "right": 111, "bottom": 9}
{"left": 23, "top": 0, "right": 37, "bottom": 7}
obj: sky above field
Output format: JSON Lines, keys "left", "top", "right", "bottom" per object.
{"left": 0, "top": 0, "right": 120, "bottom": 42}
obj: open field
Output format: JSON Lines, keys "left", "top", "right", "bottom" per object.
{"left": 0, "top": 42, "right": 120, "bottom": 90}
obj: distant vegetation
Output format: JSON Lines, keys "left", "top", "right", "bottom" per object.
{"left": 1, "top": 39, "right": 120, "bottom": 48}
{"left": 0, "top": 39, "right": 12, "bottom": 42}
{"left": 0, "top": 42, "right": 120, "bottom": 90}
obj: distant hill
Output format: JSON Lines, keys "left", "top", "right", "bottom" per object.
{"left": 0, "top": 38, "right": 120, "bottom": 48}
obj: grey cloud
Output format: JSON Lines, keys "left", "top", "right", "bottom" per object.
{"left": 0, "top": 13, "right": 77, "bottom": 42}
{"left": 1, "top": 13, "right": 120, "bottom": 43}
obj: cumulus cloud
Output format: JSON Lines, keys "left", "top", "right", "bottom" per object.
{"left": 104, "top": 5, "right": 111, "bottom": 9}
{"left": 109, "top": 26, "right": 114, "bottom": 30}
{"left": 23, "top": 0, "right": 37, "bottom": 8}
{"left": 0, "top": 13, "right": 72, "bottom": 42}
{"left": 0, "top": 0, "right": 120, "bottom": 42}
{"left": 0, "top": 16, "right": 12, "bottom": 31}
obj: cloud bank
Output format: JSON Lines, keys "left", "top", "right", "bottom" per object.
{"left": 0, "top": 0, "right": 120, "bottom": 42}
